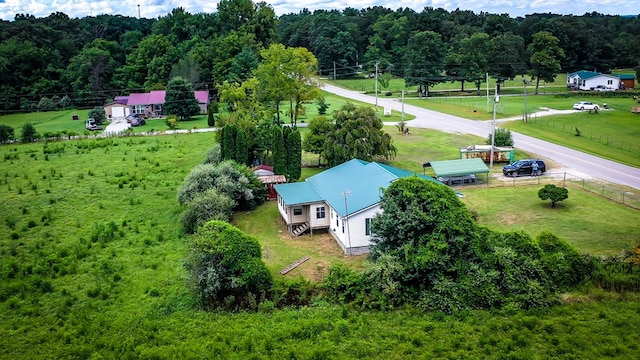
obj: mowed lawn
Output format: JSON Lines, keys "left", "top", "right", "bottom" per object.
{"left": 0, "top": 109, "right": 91, "bottom": 135}
{"left": 460, "top": 185, "right": 640, "bottom": 256}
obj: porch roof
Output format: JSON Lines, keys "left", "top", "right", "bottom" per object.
{"left": 274, "top": 182, "right": 323, "bottom": 205}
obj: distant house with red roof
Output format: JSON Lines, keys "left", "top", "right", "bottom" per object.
{"left": 105, "top": 90, "right": 210, "bottom": 118}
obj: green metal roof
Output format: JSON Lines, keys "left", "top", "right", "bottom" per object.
{"left": 429, "top": 158, "right": 489, "bottom": 177}
{"left": 616, "top": 74, "right": 636, "bottom": 80}
{"left": 274, "top": 182, "right": 323, "bottom": 205}
{"left": 568, "top": 70, "right": 600, "bottom": 79}
{"left": 275, "top": 159, "right": 442, "bottom": 217}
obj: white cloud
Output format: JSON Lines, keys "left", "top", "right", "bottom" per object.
{"left": 0, "top": 0, "right": 637, "bottom": 21}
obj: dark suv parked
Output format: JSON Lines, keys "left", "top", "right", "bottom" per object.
{"left": 502, "top": 159, "right": 546, "bottom": 177}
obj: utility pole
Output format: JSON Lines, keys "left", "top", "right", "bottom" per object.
{"left": 486, "top": 72, "right": 490, "bottom": 113}
{"left": 523, "top": 76, "right": 528, "bottom": 122}
{"left": 401, "top": 88, "right": 405, "bottom": 122}
{"left": 333, "top": 62, "right": 336, "bottom": 81}
{"left": 489, "top": 84, "right": 499, "bottom": 169}
{"left": 341, "top": 190, "right": 352, "bottom": 256}
{"left": 374, "top": 61, "right": 379, "bottom": 111}
{"left": 137, "top": 4, "right": 141, "bottom": 19}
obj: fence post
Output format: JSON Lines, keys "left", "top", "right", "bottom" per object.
{"left": 563, "top": 172, "right": 566, "bottom": 187}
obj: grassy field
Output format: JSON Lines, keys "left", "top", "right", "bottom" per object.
{"left": 461, "top": 185, "right": 640, "bottom": 256}
{"left": 332, "top": 73, "right": 571, "bottom": 95}
{"left": 501, "top": 105, "right": 640, "bottom": 167}
{"left": 1, "top": 125, "right": 640, "bottom": 357}
{"left": 1, "top": 91, "right": 413, "bottom": 138}
{"left": 0, "top": 109, "right": 91, "bottom": 136}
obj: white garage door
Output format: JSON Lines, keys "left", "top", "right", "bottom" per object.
{"left": 112, "top": 107, "right": 125, "bottom": 117}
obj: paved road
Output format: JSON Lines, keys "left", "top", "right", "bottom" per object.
{"left": 322, "top": 84, "right": 640, "bottom": 191}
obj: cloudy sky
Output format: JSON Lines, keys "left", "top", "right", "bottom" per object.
{"left": 0, "top": 0, "right": 638, "bottom": 21}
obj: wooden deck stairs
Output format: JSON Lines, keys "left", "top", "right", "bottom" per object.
{"left": 291, "top": 222, "right": 309, "bottom": 236}
{"left": 280, "top": 256, "right": 310, "bottom": 275}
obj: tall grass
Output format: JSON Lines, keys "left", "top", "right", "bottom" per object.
{"left": 1, "top": 130, "right": 639, "bottom": 358}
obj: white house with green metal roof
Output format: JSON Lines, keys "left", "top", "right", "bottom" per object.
{"left": 274, "top": 159, "right": 441, "bottom": 255}
{"left": 567, "top": 70, "right": 621, "bottom": 91}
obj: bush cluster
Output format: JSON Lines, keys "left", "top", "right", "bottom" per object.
{"left": 185, "top": 221, "right": 273, "bottom": 310}
{"left": 177, "top": 149, "right": 266, "bottom": 234}
{"left": 323, "top": 177, "right": 593, "bottom": 313}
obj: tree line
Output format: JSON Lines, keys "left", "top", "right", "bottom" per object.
{"left": 1, "top": 2, "right": 639, "bottom": 111}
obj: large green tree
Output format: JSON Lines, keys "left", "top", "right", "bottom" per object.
{"left": 323, "top": 103, "right": 396, "bottom": 167}
{"left": 63, "top": 39, "right": 120, "bottom": 93}
{"left": 528, "top": 31, "right": 565, "bottom": 94}
{"left": 489, "top": 32, "right": 526, "bottom": 90}
{"left": 403, "top": 31, "right": 447, "bottom": 97}
{"left": 164, "top": 76, "right": 201, "bottom": 120}
{"left": 302, "top": 116, "right": 333, "bottom": 166}
{"left": 254, "top": 44, "right": 320, "bottom": 125}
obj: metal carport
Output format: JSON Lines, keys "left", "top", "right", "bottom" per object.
{"left": 425, "top": 158, "right": 490, "bottom": 185}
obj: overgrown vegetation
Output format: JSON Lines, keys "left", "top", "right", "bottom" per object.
{"left": 323, "top": 178, "right": 591, "bottom": 313}
{"left": 1, "top": 130, "right": 639, "bottom": 358}
{"left": 177, "top": 158, "right": 266, "bottom": 233}
{"left": 186, "top": 220, "right": 272, "bottom": 310}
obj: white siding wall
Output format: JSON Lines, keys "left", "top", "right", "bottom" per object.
{"left": 309, "top": 203, "right": 330, "bottom": 228}
{"left": 290, "top": 205, "right": 308, "bottom": 224}
{"left": 330, "top": 205, "right": 381, "bottom": 254}
{"left": 276, "top": 195, "right": 293, "bottom": 225}
{"left": 584, "top": 76, "right": 620, "bottom": 90}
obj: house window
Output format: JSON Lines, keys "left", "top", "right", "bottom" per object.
{"left": 342, "top": 219, "right": 345, "bottom": 233}
{"left": 607, "top": 80, "right": 613, "bottom": 85}
{"left": 365, "top": 218, "right": 372, "bottom": 235}
{"left": 133, "top": 105, "right": 145, "bottom": 114}
{"left": 293, "top": 207, "right": 302, "bottom": 216}
{"left": 316, "top": 206, "right": 326, "bottom": 219}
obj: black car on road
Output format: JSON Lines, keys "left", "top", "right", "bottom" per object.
{"left": 502, "top": 159, "right": 546, "bottom": 177}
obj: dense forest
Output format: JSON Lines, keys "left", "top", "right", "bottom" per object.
{"left": 1, "top": 0, "right": 639, "bottom": 111}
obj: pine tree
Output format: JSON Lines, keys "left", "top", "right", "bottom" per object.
{"left": 164, "top": 76, "right": 201, "bottom": 120}
{"left": 272, "top": 126, "right": 286, "bottom": 177}
{"left": 222, "top": 125, "right": 237, "bottom": 161}
{"left": 207, "top": 106, "right": 215, "bottom": 127}
{"left": 235, "top": 128, "right": 248, "bottom": 165}
{"left": 287, "top": 128, "right": 302, "bottom": 181}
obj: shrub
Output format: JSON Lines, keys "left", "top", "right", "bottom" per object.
{"left": 317, "top": 97, "right": 329, "bottom": 115}
{"left": 538, "top": 184, "right": 569, "bottom": 207}
{"left": 487, "top": 128, "right": 514, "bottom": 147}
{"left": 0, "top": 125, "right": 15, "bottom": 143}
{"left": 185, "top": 221, "right": 273, "bottom": 309}
{"left": 38, "top": 97, "right": 56, "bottom": 111}
{"left": 166, "top": 116, "right": 179, "bottom": 129}
{"left": 177, "top": 160, "right": 265, "bottom": 210}
{"left": 88, "top": 106, "right": 107, "bottom": 125}
{"left": 59, "top": 95, "right": 72, "bottom": 108}
{"left": 180, "top": 189, "right": 234, "bottom": 234}
{"left": 336, "top": 177, "right": 590, "bottom": 313}
{"left": 21, "top": 123, "right": 40, "bottom": 143}
{"left": 202, "top": 144, "right": 222, "bottom": 165}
